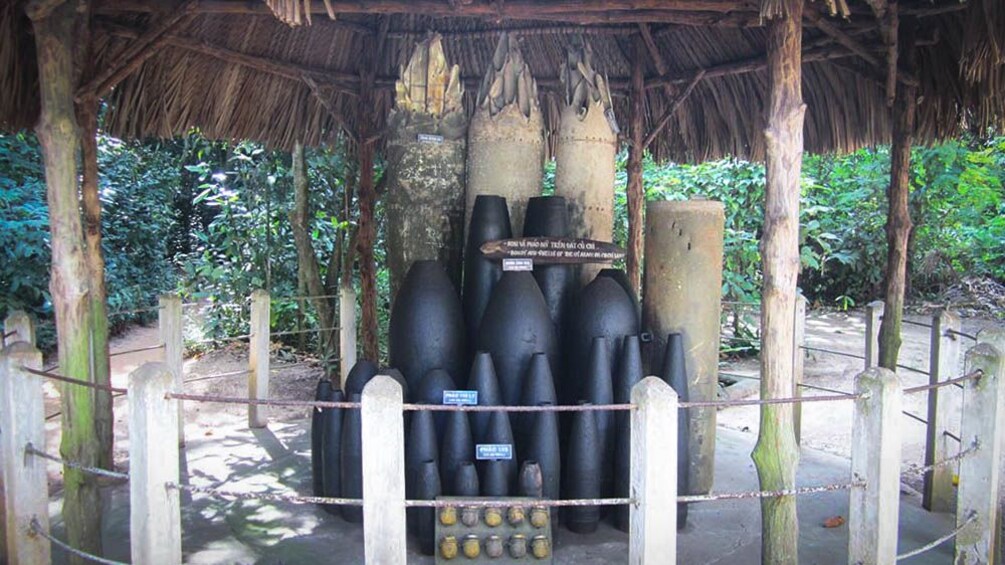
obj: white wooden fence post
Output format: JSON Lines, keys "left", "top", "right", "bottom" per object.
{"left": 848, "top": 367, "right": 902, "bottom": 565}
{"left": 129, "top": 362, "right": 181, "bottom": 564}
{"left": 954, "top": 342, "right": 1004, "bottom": 565}
{"left": 360, "top": 375, "right": 406, "bottom": 565}
{"left": 3, "top": 311, "right": 35, "bottom": 347}
{"left": 0, "top": 342, "right": 49, "bottom": 564}
{"left": 865, "top": 301, "right": 884, "bottom": 369}
{"left": 923, "top": 309, "right": 962, "bottom": 512}
{"left": 159, "top": 294, "right": 184, "bottom": 443}
{"left": 793, "top": 294, "right": 807, "bottom": 444}
{"left": 339, "top": 284, "right": 357, "bottom": 389}
{"left": 629, "top": 376, "right": 678, "bottom": 564}
{"left": 249, "top": 289, "right": 270, "bottom": 428}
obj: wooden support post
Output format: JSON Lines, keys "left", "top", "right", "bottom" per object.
{"left": 339, "top": 284, "right": 357, "bottom": 388}
{"left": 625, "top": 33, "right": 645, "bottom": 295}
{"left": 922, "top": 309, "right": 961, "bottom": 512}
{"left": 0, "top": 342, "right": 50, "bottom": 564}
{"left": 629, "top": 376, "right": 678, "bottom": 564}
{"left": 877, "top": 16, "right": 917, "bottom": 372}
{"left": 27, "top": 2, "right": 104, "bottom": 558}
{"left": 793, "top": 294, "right": 807, "bottom": 444}
{"left": 360, "top": 375, "right": 406, "bottom": 564}
{"left": 159, "top": 294, "right": 184, "bottom": 442}
{"left": 248, "top": 289, "right": 270, "bottom": 428}
{"left": 128, "top": 362, "right": 181, "bottom": 564}
{"left": 955, "top": 343, "right": 1004, "bottom": 564}
{"left": 3, "top": 311, "right": 35, "bottom": 347}
{"left": 865, "top": 301, "right": 884, "bottom": 369}
{"left": 848, "top": 367, "right": 902, "bottom": 565}
{"left": 751, "top": 1, "right": 804, "bottom": 563}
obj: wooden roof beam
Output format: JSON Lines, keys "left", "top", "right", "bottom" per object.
{"left": 643, "top": 70, "right": 705, "bottom": 150}
{"left": 804, "top": 6, "right": 881, "bottom": 67}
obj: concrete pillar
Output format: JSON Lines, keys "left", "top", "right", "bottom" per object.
{"left": 629, "top": 377, "right": 678, "bottom": 564}
{"left": 641, "top": 200, "right": 724, "bottom": 494}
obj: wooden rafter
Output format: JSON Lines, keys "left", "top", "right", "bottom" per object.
{"left": 301, "top": 75, "right": 359, "bottom": 143}
{"left": 803, "top": 6, "right": 881, "bottom": 67}
{"left": 643, "top": 70, "right": 705, "bottom": 150}
{"left": 78, "top": 0, "right": 198, "bottom": 98}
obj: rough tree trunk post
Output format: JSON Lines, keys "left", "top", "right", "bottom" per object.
{"left": 77, "top": 98, "right": 113, "bottom": 471}
{"left": 877, "top": 17, "right": 917, "bottom": 371}
{"left": 27, "top": 1, "right": 104, "bottom": 561}
{"left": 355, "top": 20, "right": 389, "bottom": 362}
{"left": 751, "top": 0, "right": 805, "bottom": 563}
{"left": 626, "top": 34, "right": 646, "bottom": 296}
{"left": 291, "top": 141, "right": 336, "bottom": 356}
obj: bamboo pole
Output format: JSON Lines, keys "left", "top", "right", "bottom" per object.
{"left": 877, "top": 17, "right": 917, "bottom": 371}
{"left": 750, "top": 0, "right": 804, "bottom": 563}
{"left": 27, "top": 2, "right": 103, "bottom": 561}
{"left": 625, "top": 34, "right": 646, "bottom": 296}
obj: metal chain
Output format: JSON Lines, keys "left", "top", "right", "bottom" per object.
{"left": 896, "top": 511, "right": 976, "bottom": 561}
{"left": 169, "top": 482, "right": 363, "bottom": 506}
{"left": 908, "top": 442, "right": 979, "bottom": 475}
{"left": 799, "top": 345, "right": 866, "bottom": 360}
{"left": 20, "top": 366, "right": 127, "bottom": 394}
{"left": 165, "top": 392, "right": 360, "bottom": 410}
{"left": 25, "top": 444, "right": 129, "bottom": 480}
{"left": 904, "top": 369, "right": 983, "bottom": 394}
{"left": 109, "top": 343, "right": 165, "bottom": 358}
{"left": 405, "top": 497, "right": 633, "bottom": 508}
{"left": 29, "top": 518, "right": 130, "bottom": 565}
{"left": 678, "top": 481, "right": 863, "bottom": 503}
{"left": 402, "top": 403, "right": 635, "bottom": 412}
{"left": 270, "top": 326, "right": 340, "bottom": 338}
{"left": 680, "top": 392, "right": 860, "bottom": 409}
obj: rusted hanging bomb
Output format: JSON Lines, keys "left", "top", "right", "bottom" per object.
{"left": 564, "top": 402, "right": 602, "bottom": 534}
{"left": 385, "top": 34, "right": 468, "bottom": 295}
{"left": 339, "top": 393, "right": 364, "bottom": 523}
{"left": 614, "top": 335, "right": 643, "bottom": 532}
{"left": 414, "top": 459, "right": 442, "bottom": 556}
{"left": 389, "top": 260, "right": 466, "bottom": 394}
{"left": 406, "top": 409, "right": 438, "bottom": 534}
{"left": 465, "top": 32, "right": 544, "bottom": 237}
{"left": 453, "top": 460, "right": 480, "bottom": 496}
{"left": 479, "top": 411, "right": 517, "bottom": 494}
{"left": 481, "top": 459, "right": 511, "bottom": 497}
{"left": 522, "top": 195, "right": 576, "bottom": 336}
{"left": 662, "top": 333, "right": 691, "bottom": 527}
{"left": 477, "top": 271, "right": 558, "bottom": 407}
{"left": 440, "top": 410, "right": 474, "bottom": 492}
{"left": 322, "top": 388, "right": 345, "bottom": 515}
{"left": 582, "top": 336, "right": 615, "bottom": 499}
{"left": 467, "top": 351, "right": 502, "bottom": 444}
{"left": 416, "top": 368, "right": 457, "bottom": 438}
{"left": 344, "top": 359, "right": 378, "bottom": 397}
{"left": 518, "top": 461, "right": 544, "bottom": 498}
{"left": 463, "top": 195, "right": 512, "bottom": 348}
{"left": 524, "top": 405, "right": 561, "bottom": 522}
{"left": 642, "top": 200, "right": 724, "bottom": 494}
{"left": 563, "top": 275, "right": 638, "bottom": 409}
{"left": 311, "top": 378, "right": 333, "bottom": 497}
{"left": 516, "top": 352, "right": 557, "bottom": 460}
{"left": 554, "top": 41, "right": 618, "bottom": 284}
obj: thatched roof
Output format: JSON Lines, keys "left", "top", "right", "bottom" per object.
{"left": 2, "top": 0, "right": 1003, "bottom": 162}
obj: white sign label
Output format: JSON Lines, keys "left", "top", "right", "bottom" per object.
{"left": 502, "top": 258, "right": 534, "bottom": 272}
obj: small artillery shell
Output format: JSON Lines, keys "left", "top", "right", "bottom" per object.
{"left": 462, "top": 535, "right": 481, "bottom": 559}
{"left": 531, "top": 536, "right": 551, "bottom": 559}
{"left": 530, "top": 507, "right": 549, "bottom": 528}
{"left": 461, "top": 506, "right": 480, "bottom": 527}
{"left": 484, "top": 506, "right": 503, "bottom": 527}
{"left": 439, "top": 506, "right": 458, "bottom": 526}
{"left": 509, "top": 534, "right": 528, "bottom": 558}
{"left": 507, "top": 505, "right": 525, "bottom": 525}
{"left": 440, "top": 536, "right": 459, "bottom": 560}
{"left": 485, "top": 535, "right": 504, "bottom": 558}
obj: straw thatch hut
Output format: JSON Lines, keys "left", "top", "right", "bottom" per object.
{"left": 2, "top": 0, "right": 1003, "bottom": 562}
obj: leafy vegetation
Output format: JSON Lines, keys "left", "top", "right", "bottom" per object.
{"left": 2, "top": 125, "right": 1002, "bottom": 357}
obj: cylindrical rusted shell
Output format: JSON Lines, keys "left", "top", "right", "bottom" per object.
{"left": 642, "top": 199, "right": 724, "bottom": 495}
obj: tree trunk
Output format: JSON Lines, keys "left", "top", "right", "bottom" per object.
{"left": 626, "top": 34, "right": 646, "bottom": 296}
{"left": 878, "top": 15, "right": 917, "bottom": 371}
{"left": 28, "top": 1, "right": 103, "bottom": 561}
{"left": 77, "top": 99, "right": 114, "bottom": 471}
{"left": 290, "top": 141, "right": 336, "bottom": 355}
{"left": 751, "top": 1, "right": 804, "bottom": 563}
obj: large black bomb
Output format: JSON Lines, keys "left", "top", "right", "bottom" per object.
{"left": 413, "top": 460, "right": 441, "bottom": 555}
{"left": 478, "top": 411, "right": 517, "bottom": 494}
{"left": 311, "top": 379, "right": 333, "bottom": 497}
{"left": 564, "top": 403, "right": 601, "bottom": 534}
{"left": 339, "top": 393, "right": 364, "bottom": 523}
{"left": 662, "top": 333, "right": 691, "bottom": 528}
{"left": 614, "top": 335, "right": 643, "bottom": 531}
{"left": 582, "top": 337, "right": 615, "bottom": 499}
{"left": 453, "top": 461, "right": 480, "bottom": 496}
{"left": 415, "top": 368, "right": 457, "bottom": 438}
{"left": 518, "top": 461, "right": 544, "bottom": 498}
{"left": 405, "top": 409, "right": 438, "bottom": 534}
{"left": 467, "top": 351, "right": 502, "bottom": 444}
{"left": 389, "top": 260, "right": 466, "bottom": 393}
{"left": 476, "top": 271, "right": 558, "bottom": 407}
{"left": 523, "top": 196, "right": 576, "bottom": 335}
{"left": 597, "top": 268, "right": 639, "bottom": 317}
{"left": 563, "top": 275, "right": 638, "bottom": 408}
{"left": 463, "top": 195, "right": 512, "bottom": 346}
{"left": 440, "top": 410, "right": 474, "bottom": 492}
{"left": 344, "top": 359, "right": 378, "bottom": 397}
{"left": 524, "top": 405, "right": 561, "bottom": 508}
{"left": 516, "top": 353, "right": 557, "bottom": 461}
{"left": 321, "top": 389, "right": 345, "bottom": 515}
